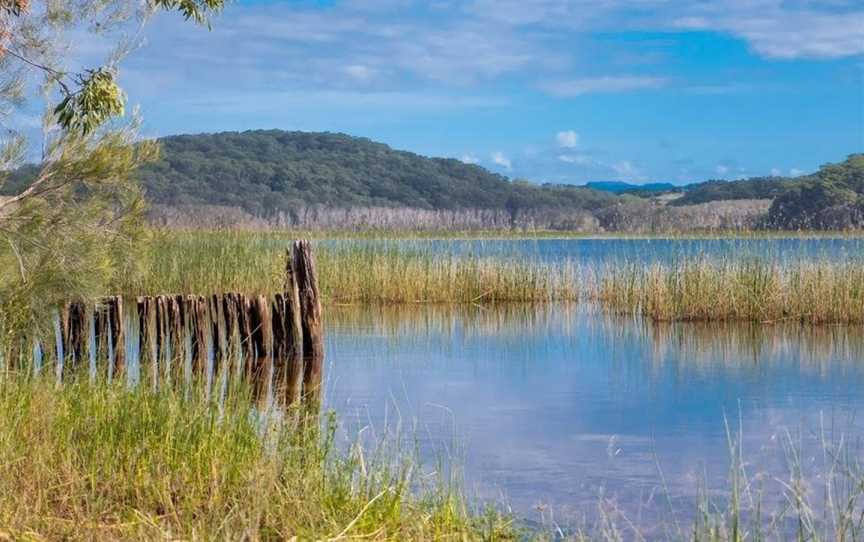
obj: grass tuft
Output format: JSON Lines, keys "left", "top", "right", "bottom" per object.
{"left": 0, "top": 374, "right": 517, "bottom": 541}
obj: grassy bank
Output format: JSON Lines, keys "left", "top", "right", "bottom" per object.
{"left": 119, "top": 231, "right": 579, "bottom": 303}
{"left": 593, "top": 259, "right": 864, "bottom": 324}
{"left": 0, "top": 375, "right": 515, "bottom": 541}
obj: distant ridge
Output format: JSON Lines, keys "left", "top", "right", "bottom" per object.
{"left": 585, "top": 181, "right": 677, "bottom": 194}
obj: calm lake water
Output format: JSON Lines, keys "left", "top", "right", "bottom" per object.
{"left": 320, "top": 238, "right": 864, "bottom": 537}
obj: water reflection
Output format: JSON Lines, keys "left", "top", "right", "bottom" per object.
{"left": 324, "top": 303, "right": 864, "bottom": 535}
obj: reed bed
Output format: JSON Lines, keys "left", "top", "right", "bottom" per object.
{"left": 118, "top": 231, "right": 864, "bottom": 322}
{"left": 593, "top": 259, "right": 864, "bottom": 324}
{"left": 318, "top": 245, "right": 577, "bottom": 304}
{"left": 119, "top": 231, "right": 579, "bottom": 304}
{"left": 0, "top": 374, "right": 515, "bottom": 541}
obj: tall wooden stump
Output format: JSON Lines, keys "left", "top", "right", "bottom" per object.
{"left": 251, "top": 295, "right": 273, "bottom": 404}
{"left": 109, "top": 296, "right": 125, "bottom": 380}
{"left": 276, "top": 248, "right": 305, "bottom": 406}
{"left": 293, "top": 240, "right": 324, "bottom": 404}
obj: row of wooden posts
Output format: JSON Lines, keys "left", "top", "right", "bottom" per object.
{"left": 51, "top": 241, "right": 324, "bottom": 405}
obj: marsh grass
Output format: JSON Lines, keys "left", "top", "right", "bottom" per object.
{"left": 318, "top": 244, "right": 577, "bottom": 304}
{"left": 592, "top": 259, "right": 864, "bottom": 324}
{"left": 0, "top": 374, "right": 517, "bottom": 541}
{"left": 119, "top": 230, "right": 579, "bottom": 303}
{"left": 124, "top": 231, "right": 864, "bottom": 322}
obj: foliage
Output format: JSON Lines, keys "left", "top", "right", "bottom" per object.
{"left": 151, "top": 0, "right": 225, "bottom": 24}
{"left": 53, "top": 68, "right": 125, "bottom": 135}
{"left": 0, "top": 126, "right": 156, "bottom": 347}
{"left": 767, "top": 154, "right": 864, "bottom": 229}
{"left": 0, "top": 1, "right": 224, "bottom": 342}
{"left": 670, "top": 176, "right": 790, "bottom": 206}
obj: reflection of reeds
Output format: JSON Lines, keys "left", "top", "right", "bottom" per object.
{"left": 328, "top": 303, "right": 576, "bottom": 339}
{"left": 329, "top": 304, "right": 864, "bottom": 373}
{"left": 633, "top": 318, "right": 864, "bottom": 373}
{"left": 593, "top": 260, "right": 864, "bottom": 324}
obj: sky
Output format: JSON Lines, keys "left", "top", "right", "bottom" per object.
{"left": 112, "top": 0, "right": 863, "bottom": 185}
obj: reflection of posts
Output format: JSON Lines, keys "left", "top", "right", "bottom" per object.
{"left": 293, "top": 240, "right": 325, "bottom": 406}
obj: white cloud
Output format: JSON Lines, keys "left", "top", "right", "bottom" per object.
{"left": 540, "top": 76, "right": 667, "bottom": 97}
{"left": 790, "top": 168, "right": 804, "bottom": 176}
{"left": 460, "top": 154, "right": 481, "bottom": 164}
{"left": 673, "top": 8, "right": 864, "bottom": 60}
{"left": 770, "top": 167, "right": 782, "bottom": 176}
{"left": 611, "top": 160, "right": 643, "bottom": 180}
{"left": 343, "top": 64, "right": 376, "bottom": 81}
{"left": 556, "top": 130, "right": 579, "bottom": 148}
{"left": 491, "top": 151, "right": 512, "bottom": 170}
{"left": 558, "top": 154, "right": 590, "bottom": 165}
{"left": 716, "top": 165, "right": 730, "bottom": 175}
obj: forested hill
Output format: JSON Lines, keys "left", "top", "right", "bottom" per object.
{"left": 671, "top": 154, "right": 864, "bottom": 228}
{"left": 139, "top": 130, "right": 620, "bottom": 215}
{"left": 3, "top": 130, "right": 860, "bottom": 230}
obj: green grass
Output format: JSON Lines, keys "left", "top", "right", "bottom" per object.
{"left": 0, "top": 374, "right": 517, "bottom": 541}
{"left": 592, "top": 259, "right": 864, "bottom": 324}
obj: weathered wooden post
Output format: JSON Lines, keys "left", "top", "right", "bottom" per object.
{"left": 191, "top": 295, "right": 210, "bottom": 377}
{"left": 293, "top": 240, "right": 324, "bottom": 404}
{"left": 110, "top": 296, "right": 125, "bottom": 379}
{"left": 252, "top": 294, "right": 273, "bottom": 403}
{"left": 49, "top": 240, "right": 325, "bottom": 402}
{"left": 277, "top": 247, "right": 305, "bottom": 405}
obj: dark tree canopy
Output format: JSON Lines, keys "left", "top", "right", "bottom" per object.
{"left": 767, "top": 154, "right": 864, "bottom": 229}
{"left": 671, "top": 177, "right": 790, "bottom": 206}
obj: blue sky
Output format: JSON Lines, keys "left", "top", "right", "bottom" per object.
{"left": 117, "top": 0, "right": 862, "bottom": 185}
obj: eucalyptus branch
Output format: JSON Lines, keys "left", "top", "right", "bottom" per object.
{"left": 4, "top": 237, "right": 26, "bottom": 282}
{"left": 3, "top": 48, "right": 72, "bottom": 96}
{"left": 0, "top": 169, "right": 57, "bottom": 211}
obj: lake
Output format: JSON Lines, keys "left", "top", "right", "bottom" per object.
{"left": 321, "top": 238, "right": 864, "bottom": 537}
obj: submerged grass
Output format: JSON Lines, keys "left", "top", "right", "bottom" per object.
{"left": 0, "top": 374, "right": 516, "bottom": 541}
{"left": 593, "top": 259, "right": 864, "bottom": 324}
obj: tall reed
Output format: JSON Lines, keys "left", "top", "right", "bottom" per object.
{"left": 119, "top": 231, "right": 579, "bottom": 304}
{"left": 592, "top": 259, "right": 864, "bottom": 324}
